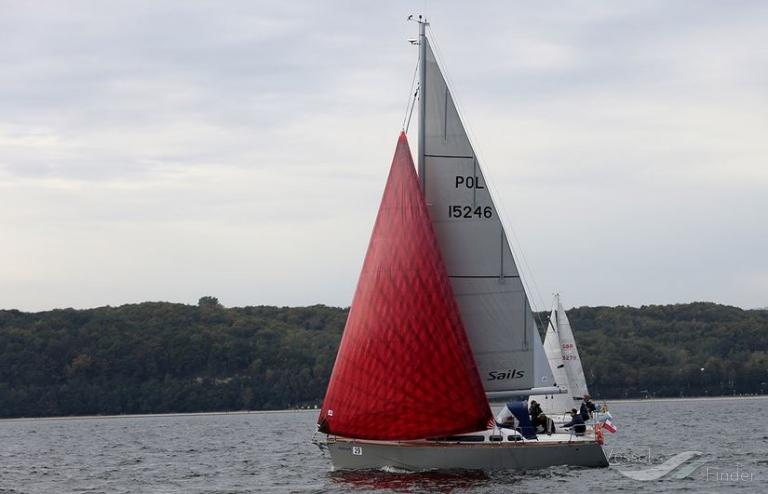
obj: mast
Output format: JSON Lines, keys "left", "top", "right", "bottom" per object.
{"left": 417, "top": 16, "right": 428, "bottom": 191}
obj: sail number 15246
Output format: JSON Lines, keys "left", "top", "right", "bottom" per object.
{"left": 448, "top": 205, "right": 493, "bottom": 219}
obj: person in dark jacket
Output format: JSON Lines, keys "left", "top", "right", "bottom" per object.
{"left": 529, "top": 400, "right": 555, "bottom": 435}
{"left": 563, "top": 408, "right": 586, "bottom": 435}
{"left": 579, "top": 394, "right": 596, "bottom": 421}
{"left": 529, "top": 400, "right": 543, "bottom": 424}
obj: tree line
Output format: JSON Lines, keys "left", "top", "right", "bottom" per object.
{"left": 0, "top": 299, "right": 765, "bottom": 417}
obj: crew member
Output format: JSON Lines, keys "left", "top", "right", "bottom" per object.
{"left": 580, "top": 394, "right": 596, "bottom": 421}
{"left": 529, "top": 400, "right": 555, "bottom": 435}
{"left": 563, "top": 408, "right": 586, "bottom": 435}
{"left": 529, "top": 400, "right": 543, "bottom": 424}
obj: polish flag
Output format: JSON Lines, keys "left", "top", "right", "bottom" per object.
{"left": 602, "top": 419, "right": 617, "bottom": 433}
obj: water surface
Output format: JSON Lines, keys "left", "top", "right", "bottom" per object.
{"left": 0, "top": 397, "right": 766, "bottom": 493}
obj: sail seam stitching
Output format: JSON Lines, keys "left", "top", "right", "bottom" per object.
{"left": 449, "top": 275, "right": 520, "bottom": 279}
{"left": 424, "top": 154, "right": 474, "bottom": 159}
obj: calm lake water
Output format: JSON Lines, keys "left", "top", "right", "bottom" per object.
{"left": 0, "top": 397, "right": 766, "bottom": 493}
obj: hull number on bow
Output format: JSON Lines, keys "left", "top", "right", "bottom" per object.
{"left": 448, "top": 205, "right": 493, "bottom": 219}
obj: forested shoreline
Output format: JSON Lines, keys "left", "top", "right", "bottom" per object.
{"left": 0, "top": 299, "right": 766, "bottom": 418}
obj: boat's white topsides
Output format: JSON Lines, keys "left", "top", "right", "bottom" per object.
{"left": 327, "top": 426, "right": 600, "bottom": 447}
{"left": 321, "top": 426, "right": 609, "bottom": 471}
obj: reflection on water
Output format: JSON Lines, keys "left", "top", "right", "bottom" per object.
{"left": 329, "top": 469, "right": 491, "bottom": 493}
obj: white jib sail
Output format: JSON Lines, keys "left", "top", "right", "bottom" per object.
{"left": 421, "top": 39, "right": 554, "bottom": 395}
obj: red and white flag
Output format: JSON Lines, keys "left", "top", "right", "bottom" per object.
{"left": 602, "top": 419, "right": 617, "bottom": 433}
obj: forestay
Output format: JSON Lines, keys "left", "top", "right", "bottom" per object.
{"left": 421, "top": 39, "right": 554, "bottom": 395}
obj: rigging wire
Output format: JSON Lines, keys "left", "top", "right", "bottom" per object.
{"left": 426, "top": 26, "right": 550, "bottom": 329}
{"left": 405, "top": 85, "right": 419, "bottom": 133}
{"left": 401, "top": 54, "right": 421, "bottom": 133}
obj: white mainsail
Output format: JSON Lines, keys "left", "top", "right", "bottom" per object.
{"left": 420, "top": 38, "right": 554, "bottom": 396}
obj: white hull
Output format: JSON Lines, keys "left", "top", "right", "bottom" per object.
{"left": 321, "top": 429, "right": 609, "bottom": 471}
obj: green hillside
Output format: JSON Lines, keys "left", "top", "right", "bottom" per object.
{"left": 0, "top": 299, "right": 765, "bottom": 417}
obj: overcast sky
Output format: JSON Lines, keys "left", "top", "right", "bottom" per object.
{"left": 1, "top": 1, "right": 766, "bottom": 312}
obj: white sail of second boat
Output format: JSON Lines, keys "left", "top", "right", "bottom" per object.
{"left": 541, "top": 293, "right": 589, "bottom": 415}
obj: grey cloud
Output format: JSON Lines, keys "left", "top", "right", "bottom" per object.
{"left": 0, "top": 0, "right": 766, "bottom": 310}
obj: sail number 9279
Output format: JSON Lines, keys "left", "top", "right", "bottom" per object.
{"left": 448, "top": 205, "right": 493, "bottom": 219}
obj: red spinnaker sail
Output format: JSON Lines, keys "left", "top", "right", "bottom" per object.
{"left": 318, "top": 133, "right": 491, "bottom": 440}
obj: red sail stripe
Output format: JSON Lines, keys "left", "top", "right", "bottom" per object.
{"left": 317, "top": 133, "right": 492, "bottom": 440}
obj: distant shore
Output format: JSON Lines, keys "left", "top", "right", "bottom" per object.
{"left": 2, "top": 394, "right": 766, "bottom": 423}
{"left": 0, "top": 408, "right": 314, "bottom": 423}
{"left": 3, "top": 302, "right": 765, "bottom": 419}
{"left": 604, "top": 394, "right": 768, "bottom": 405}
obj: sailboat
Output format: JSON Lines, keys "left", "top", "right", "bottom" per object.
{"left": 316, "top": 17, "right": 609, "bottom": 471}
{"left": 541, "top": 294, "right": 591, "bottom": 419}
{"left": 541, "top": 294, "right": 613, "bottom": 423}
